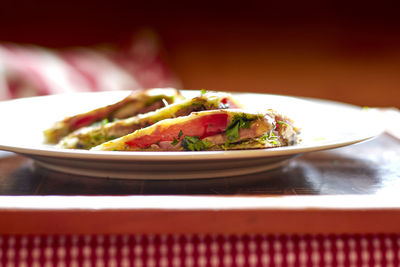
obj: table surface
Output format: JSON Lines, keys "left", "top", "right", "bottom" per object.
{"left": 1, "top": 133, "right": 400, "bottom": 234}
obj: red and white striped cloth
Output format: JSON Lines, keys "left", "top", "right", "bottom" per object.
{"left": 1, "top": 234, "right": 399, "bottom": 266}
{"left": 0, "top": 32, "right": 179, "bottom": 100}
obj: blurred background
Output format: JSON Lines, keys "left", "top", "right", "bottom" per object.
{"left": 0, "top": 1, "right": 399, "bottom": 106}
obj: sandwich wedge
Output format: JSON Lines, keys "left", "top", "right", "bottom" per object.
{"left": 44, "top": 88, "right": 183, "bottom": 144}
{"left": 91, "top": 109, "right": 299, "bottom": 151}
{"left": 58, "top": 92, "right": 243, "bottom": 149}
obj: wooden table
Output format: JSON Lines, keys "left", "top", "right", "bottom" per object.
{"left": 1, "top": 133, "right": 400, "bottom": 235}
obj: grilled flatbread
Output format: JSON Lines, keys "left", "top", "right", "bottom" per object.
{"left": 91, "top": 109, "right": 299, "bottom": 151}
{"left": 58, "top": 92, "right": 242, "bottom": 149}
{"left": 44, "top": 88, "right": 182, "bottom": 143}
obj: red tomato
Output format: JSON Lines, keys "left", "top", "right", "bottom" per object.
{"left": 126, "top": 113, "right": 228, "bottom": 148}
{"left": 71, "top": 115, "right": 97, "bottom": 130}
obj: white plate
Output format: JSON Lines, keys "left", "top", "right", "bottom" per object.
{"left": 0, "top": 90, "right": 383, "bottom": 179}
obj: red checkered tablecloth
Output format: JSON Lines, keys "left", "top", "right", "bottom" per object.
{"left": 0, "top": 33, "right": 179, "bottom": 101}
{"left": 1, "top": 234, "right": 399, "bottom": 266}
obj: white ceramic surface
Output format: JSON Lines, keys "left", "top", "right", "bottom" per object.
{"left": 0, "top": 90, "right": 383, "bottom": 179}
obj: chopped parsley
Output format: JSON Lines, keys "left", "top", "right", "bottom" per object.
{"left": 226, "top": 121, "right": 240, "bottom": 141}
{"left": 200, "top": 89, "right": 207, "bottom": 95}
{"left": 225, "top": 113, "right": 255, "bottom": 143}
{"left": 171, "top": 130, "right": 184, "bottom": 146}
{"left": 171, "top": 138, "right": 179, "bottom": 146}
{"left": 277, "top": 120, "right": 289, "bottom": 127}
{"left": 91, "top": 133, "right": 104, "bottom": 142}
{"left": 260, "top": 130, "right": 278, "bottom": 145}
{"left": 178, "top": 130, "right": 183, "bottom": 139}
{"left": 101, "top": 118, "right": 109, "bottom": 125}
{"left": 181, "top": 136, "right": 211, "bottom": 151}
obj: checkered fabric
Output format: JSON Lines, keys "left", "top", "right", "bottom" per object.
{"left": 1, "top": 234, "right": 399, "bottom": 266}
{"left": 0, "top": 33, "right": 179, "bottom": 100}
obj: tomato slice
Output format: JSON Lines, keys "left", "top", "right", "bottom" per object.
{"left": 126, "top": 113, "right": 229, "bottom": 148}
{"left": 71, "top": 115, "right": 97, "bottom": 130}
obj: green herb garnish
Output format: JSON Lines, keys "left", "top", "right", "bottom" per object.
{"left": 177, "top": 130, "right": 183, "bottom": 139}
{"left": 171, "top": 139, "right": 179, "bottom": 146}
{"left": 226, "top": 121, "right": 240, "bottom": 141}
{"left": 225, "top": 114, "right": 255, "bottom": 143}
{"left": 260, "top": 130, "right": 278, "bottom": 145}
{"left": 200, "top": 89, "right": 207, "bottom": 95}
{"left": 277, "top": 120, "right": 289, "bottom": 126}
{"left": 171, "top": 130, "right": 184, "bottom": 146}
{"left": 101, "top": 118, "right": 109, "bottom": 125}
{"left": 181, "top": 136, "right": 211, "bottom": 151}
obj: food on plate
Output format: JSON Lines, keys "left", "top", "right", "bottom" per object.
{"left": 58, "top": 92, "right": 243, "bottom": 149}
{"left": 43, "top": 88, "right": 182, "bottom": 143}
{"left": 91, "top": 109, "right": 299, "bottom": 151}
{"left": 44, "top": 88, "right": 300, "bottom": 151}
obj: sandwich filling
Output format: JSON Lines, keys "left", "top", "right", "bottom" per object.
{"left": 44, "top": 88, "right": 183, "bottom": 143}
{"left": 91, "top": 109, "right": 299, "bottom": 151}
{"left": 57, "top": 92, "right": 242, "bottom": 149}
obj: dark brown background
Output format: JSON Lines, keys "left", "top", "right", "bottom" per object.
{"left": 1, "top": 1, "right": 399, "bottom": 107}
